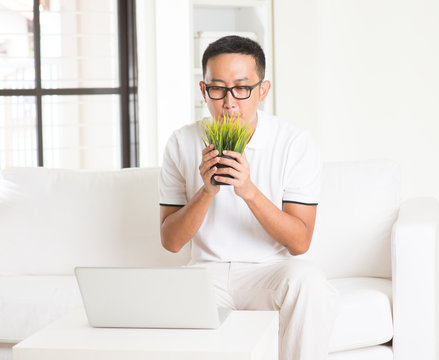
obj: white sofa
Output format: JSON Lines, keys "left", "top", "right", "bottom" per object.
{"left": 0, "top": 159, "right": 438, "bottom": 360}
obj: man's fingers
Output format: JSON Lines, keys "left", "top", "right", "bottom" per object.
{"left": 223, "top": 150, "right": 243, "bottom": 163}
{"left": 201, "top": 165, "right": 217, "bottom": 184}
{"left": 202, "top": 148, "right": 218, "bottom": 163}
{"left": 218, "top": 156, "right": 241, "bottom": 171}
{"left": 215, "top": 166, "right": 239, "bottom": 179}
{"left": 201, "top": 165, "right": 215, "bottom": 177}
{"left": 202, "top": 144, "right": 214, "bottom": 155}
{"left": 213, "top": 175, "right": 236, "bottom": 186}
{"left": 199, "top": 156, "right": 219, "bottom": 173}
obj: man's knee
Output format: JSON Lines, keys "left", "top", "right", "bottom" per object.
{"left": 280, "top": 259, "right": 326, "bottom": 286}
{"left": 274, "top": 259, "right": 338, "bottom": 307}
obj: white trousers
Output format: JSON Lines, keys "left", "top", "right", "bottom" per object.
{"left": 192, "top": 259, "right": 340, "bottom": 360}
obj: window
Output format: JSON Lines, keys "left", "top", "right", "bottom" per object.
{"left": 0, "top": 0, "right": 138, "bottom": 169}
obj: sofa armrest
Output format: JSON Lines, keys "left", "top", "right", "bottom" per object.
{"left": 391, "top": 197, "right": 439, "bottom": 360}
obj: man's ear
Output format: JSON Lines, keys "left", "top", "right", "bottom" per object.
{"left": 199, "top": 81, "right": 207, "bottom": 102}
{"left": 259, "top": 80, "right": 271, "bottom": 101}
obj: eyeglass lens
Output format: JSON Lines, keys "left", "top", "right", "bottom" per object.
{"left": 208, "top": 86, "right": 251, "bottom": 100}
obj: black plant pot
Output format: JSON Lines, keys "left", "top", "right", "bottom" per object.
{"left": 211, "top": 155, "right": 235, "bottom": 186}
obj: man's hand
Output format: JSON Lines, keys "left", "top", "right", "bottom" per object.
{"left": 214, "top": 150, "right": 257, "bottom": 201}
{"left": 199, "top": 144, "right": 220, "bottom": 196}
{"left": 161, "top": 144, "right": 220, "bottom": 253}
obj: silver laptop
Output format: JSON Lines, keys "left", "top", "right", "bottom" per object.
{"left": 74, "top": 267, "right": 230, "bottom": 329}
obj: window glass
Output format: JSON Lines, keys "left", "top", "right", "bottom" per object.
{"left": 40, "top": 0, "right": 119, "bottom": 88}
{"left": 42, "top": 95, "right": 120, "bottom": 169}
{"left": 0, "top": 96, "right": 37, "bottom": 167}
{"left": 0, "top": 3, "right": 35, "bottom": 89}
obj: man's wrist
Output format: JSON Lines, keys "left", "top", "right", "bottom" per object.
{"left": 242, "top": 182, "right": 259, "bottom": 203}
{"left": 201, "top": 185, "right": 217, "bottom": 199}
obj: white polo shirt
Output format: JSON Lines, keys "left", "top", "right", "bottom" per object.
{"left": 159, "top": 110, "right": 322, "bottom": 264}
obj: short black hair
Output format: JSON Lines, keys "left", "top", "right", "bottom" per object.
{"left": 202, "top": 35, "right": 265, "bottom": 80}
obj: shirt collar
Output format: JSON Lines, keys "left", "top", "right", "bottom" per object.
{"left": 246, "top": 110, "right": 266, "bottom": 150}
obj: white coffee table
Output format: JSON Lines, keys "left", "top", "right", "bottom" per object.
{"left": 13, "top": 307, "right": 278, "bottom": 360}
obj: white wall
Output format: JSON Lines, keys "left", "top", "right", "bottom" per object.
{"left": 137, "top": 0, "right": 193, "bottom": 168}
{"left": 273, "top": 0, "right": 439, "bottom": 202}
{"left": 136, "top": 0, "right": 159, "bottom": 167}
{"left": 155, "top": 0, "right": 192, "bottom": 165}
{"left": 137, "top": 0, "right": 193, "bottom": 167}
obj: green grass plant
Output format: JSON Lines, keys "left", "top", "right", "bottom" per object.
{"left": 200, "top": 113, "right": 255, "bottom": 156}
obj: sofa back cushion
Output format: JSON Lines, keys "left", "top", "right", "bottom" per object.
{"left": 0, "top": 167, "right": 190, "bottom": 275}
{"left": 299, "top": 159, "right": 401, "bottom": 279}
{"left": 0, "top": 159, "right": 400, "bottom": 278}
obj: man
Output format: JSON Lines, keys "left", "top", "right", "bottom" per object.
{"left": 159, "top": 35, "right": 339, "bottom": 360}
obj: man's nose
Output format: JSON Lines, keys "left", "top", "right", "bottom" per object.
{"left": 223, "top": 89, "right": 237, "bottom": 108}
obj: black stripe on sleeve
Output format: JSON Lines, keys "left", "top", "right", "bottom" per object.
{"left": 282, "top": 201, "right": 318, "bottom": 206}
{"left": 159, "top": 203, "right": 185, "bottom": 207}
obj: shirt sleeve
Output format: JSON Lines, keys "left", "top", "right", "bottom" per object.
{"left": 158, "top": 132, "right": 187, "bottom": 206}
{"left": 282, "top": 130, "right": 322, "bottom": 205}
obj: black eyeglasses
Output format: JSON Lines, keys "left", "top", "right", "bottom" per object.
{"left": 203, "top": 80, "right": 263, "bottom": 100}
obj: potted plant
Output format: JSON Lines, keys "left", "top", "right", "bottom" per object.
{"left": 200, "top": 113, "right": 255, "bottom": 185}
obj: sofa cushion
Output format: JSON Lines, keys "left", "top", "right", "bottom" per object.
{"left": 0, "top": 161, "right": 400, "bottom": 278}
{"left": 328, "top": 345, "right": 393, "bottom": 360}
{"left": 0, "top": 276, "right": 82, "bottom": 342}
{"left": 1, "top": 275, "right": 393, "bottom": 349}
{"left": 301, "top": 159, "right": 400, "bottom": 279}
{"left": 329, "top": 277, "right": 393, "bottom": 353}
{"left": 0, "top": 167, "right": 191, "bottom": 275}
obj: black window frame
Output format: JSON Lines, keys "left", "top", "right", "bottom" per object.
{"left": 0, "top": 0, "right": 138, "bottom": 168}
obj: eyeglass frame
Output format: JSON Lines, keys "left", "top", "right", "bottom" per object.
{"left": 202, "top": 80, "right": 263, "bottom": 100}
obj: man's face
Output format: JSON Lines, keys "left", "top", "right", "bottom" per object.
{"left": 199, "top": 53, "right": 271, "bottom": 125}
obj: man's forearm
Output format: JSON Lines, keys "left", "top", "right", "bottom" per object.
{"left": 161, "top": 186, "right": 215, "bottom": 253}
{"left": 244, "top": 185, "right": 311, "bottom": 255}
